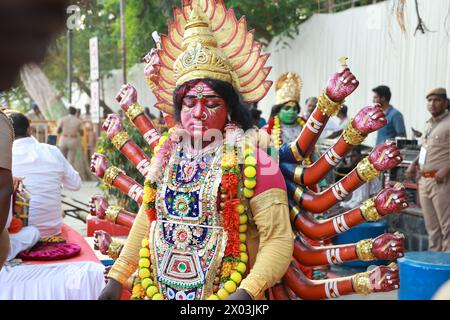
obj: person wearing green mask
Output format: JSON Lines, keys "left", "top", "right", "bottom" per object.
{"left": 265, "top": 72, "right": 308, "bottom": 157}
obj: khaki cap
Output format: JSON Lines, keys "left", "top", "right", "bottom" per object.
{"left": 426, "top": 88, "right": 447, "bottom": 99}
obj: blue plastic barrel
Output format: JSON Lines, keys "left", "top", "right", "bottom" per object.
{"left": 332, "top": 220, "right": 388, "bottom": 268}
{"left": 398, "top": 251, "right": 450, "bottom": 300}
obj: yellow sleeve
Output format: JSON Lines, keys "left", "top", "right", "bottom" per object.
{"left": 239, "top": 188, "right": 294, "bottom": 299}
{"left": 108, "top": 205, "right": 149, "bottom": 285}
{"left": 0, "top": 113, "right": 13, "bottom": 171}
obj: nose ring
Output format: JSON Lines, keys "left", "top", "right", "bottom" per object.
{"left": 200, "top": 112, "right": 208, "bottom": 121}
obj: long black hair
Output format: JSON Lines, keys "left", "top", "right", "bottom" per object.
{"left": 173, "top": 78, "right": 253, "bottom": 131}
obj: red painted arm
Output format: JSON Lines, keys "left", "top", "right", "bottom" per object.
{"left": 283, "top": 260, "right": 400, "bottom": 299}
{"left": 93, "top": 230, "right": 124, "bottom": 260}
{"left": 103, "top": 114, "right": 151, "bottom": 177}
{"left": 291, "top": 142, "right": 402, "bottom": 213}
{"left": 116, "top": 84, "right": 161, "bottom": 151}
{"left": 293, "top": 167, "right": 365, "bottom": 213}
{"left": 291, "top": 205, "right": 365, "bottom": 240}
{"left": 293, "top": 233, "right": 405, "bottom": 266}
{"left": 270, "top": 283, "right": 291, "bottom": 300}
{"left": 90, "top": 153, "right": 144, "bottom": 205}
{"left": 283, "top": 262, "right": 354, "bottom": 299}
{"left": 291, "top": 68, "right": 359, "bottom": 160}
{"left": 299, "top": 105, "right": 387, "bottom": 186}
{"left": 291, "top": 185, "right": 408, "bottom": 239}
{"left": 89, "top": 195, "right": 137, "bottom": 229}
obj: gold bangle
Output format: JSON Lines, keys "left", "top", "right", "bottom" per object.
{"left": 356, "top": 157, "right": 380, "bottom": 182}
{"left": 293, "top": 187, "right": 303, "bottom": 204}
{"left": 106, "top": 241, "right": 123, "bottom": 260}
{"left": 126, "top": 103, "right": 144, "bottom": 121}
{"left": 107, "top": 269, "right": 129, "bottom": 285}
{"left": 356, "top": 238, "right": 375, "bottom": 261}
{"left": 293, "top": 166, "right": 304, "bottom": 184}
{"left": 112, "top": 131, "right": 131, "bottom": 150}
{"left": 105, "top": 205, "right": 122, "bottom": 224}
{"left": 343, "top": 120, "right": 366, "bottom": 145}
{"left": 290, "top": 205, "right": 300, "bottom": 223}
{"left": 290, "top": 142, "right": 303, "bottom": 162}
{"left": 352, "top": 272, "right": 373, "bottom": 295}
{"left": 317, "top": 91, "right": 342, "bottom": 117}
{"left": 360, "top": 198, "right": 382, "bottom": 221}
{"left": 103, "top": 166, "right": 125, "bottom": 186}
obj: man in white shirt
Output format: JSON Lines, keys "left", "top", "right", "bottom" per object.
{"left": 10, "top": 112, "right": 82, "bottom": 238}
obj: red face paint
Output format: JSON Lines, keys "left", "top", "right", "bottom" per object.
{"left": 180, "top": 81, "right": 229, "bottom": 139}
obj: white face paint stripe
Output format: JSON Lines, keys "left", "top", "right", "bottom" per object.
{"left": 306, "top": 121, "right": 319, "bottom": 134}
{"left": 326, "top": 249, "right": 333, "bottom": 265}
{"left": 324, "top": 153, "right": 335, "bottom": 166}
{"left": 332, "top": 183, "right": 349, "bottom": 201}
{"left": 136, "top": 159, "right": 151, "bottom": 176}
{"left": 325, "top": 149, "right": 341, "bottom": 166}
{"left": 337, "top": 216, "right": 349, "bottom": 233}
{"left": 332, "top": 185, "right": 344, "bottom": 201}
{"left": 325, "top": 282, "right": 331, "bottom": 299}
{"left": 144, "top": 129, "right": 161, "bottom": 145}
{"left": 339, "top": 215, "right": 350, "bottom": 231}
{"left": 324, "top": 148, "right": 342, "bottom": 166}
{"left": 310, "top": 117, "right": 323, "bottom": 128}
{"left": 331, "top": 148, "right": 342, "bottom": 160}
{"left": 339, "top": 183, "right": 349, "bottom": 196}
{"left": 306, "top": 117, "right": 323, "bottom": 134}
{"left": 333, "top": 281, "right": 340, "bottom": 297}
{"left": 128, "top": 185, "right": 144, "bottom": 202}
{"left": 335, "top": 248, "right": 343, "bottom": 264}
{"left": 332, "top": 217, "right": 342, "bottom": 234}
{"left": 326, "top": 249, "right": 342, "bottom": 265}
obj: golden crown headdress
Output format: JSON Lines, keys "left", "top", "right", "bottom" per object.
{"left": 275, "top": 72, "right": 302, "bottom": 105}
{"left": 144, "top": 0, "right": 272, "bottom": 115}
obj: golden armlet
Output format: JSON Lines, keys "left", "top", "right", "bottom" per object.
{"left": 112, "top": 131, "right": 131, "bottom": 150}
{"left": 126, "top": 103, "right": 145, "bottom": 121}
{"left": 106, "top": 241, "right": 123, "bottom": 260}
{"left": 356, "top": 157, "right": 380, "bottom": 182}
{"left": 352, "top": 272, "right": 373, "bottom": 295}
{"left": 105, "top": 205, "right": 122, "bottom": 224}
{"left": 343, "top": 121, "right": 366, "bottom": 145}
{"left": 103, "top": 166, "right": 125, "bottom": 186}
{"left": 317, "top": 91, "right": 342, "bottom": 117}
{"left": 356, "top": 238, "right": 375, "bottom": 261}
{"left": 360, "top": 198, "right": 382, "bottom": 222}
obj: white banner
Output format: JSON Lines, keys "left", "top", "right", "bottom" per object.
{"left": 90, "top": 81, "right": 100, "bottom": 124}
{"left": 89, "top": 37, "right": 99, "bottom": 81}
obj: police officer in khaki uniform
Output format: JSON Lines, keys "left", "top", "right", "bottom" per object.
{"left": 406, "top": 88, "right": 450, "bottom": 251}
{"left": 0, "top": 108, "right": 14, "bottom": 270}
{"left": 57, "top": 106, "right": 83, "bottom": 168}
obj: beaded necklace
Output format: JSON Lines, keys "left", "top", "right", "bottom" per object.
{"left": 132, "top": 127, "right": 257, "bottom": 300}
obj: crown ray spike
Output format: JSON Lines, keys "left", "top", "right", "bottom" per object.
{"left": 145, "top": 0, "right": 273, "bottom": 109}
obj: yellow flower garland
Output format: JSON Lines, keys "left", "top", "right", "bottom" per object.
{"left": 272, "top": 116, "right": 306, "bottom": 150}
{"left": 272, "top": 116, "right": 312, "bottom": 165}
